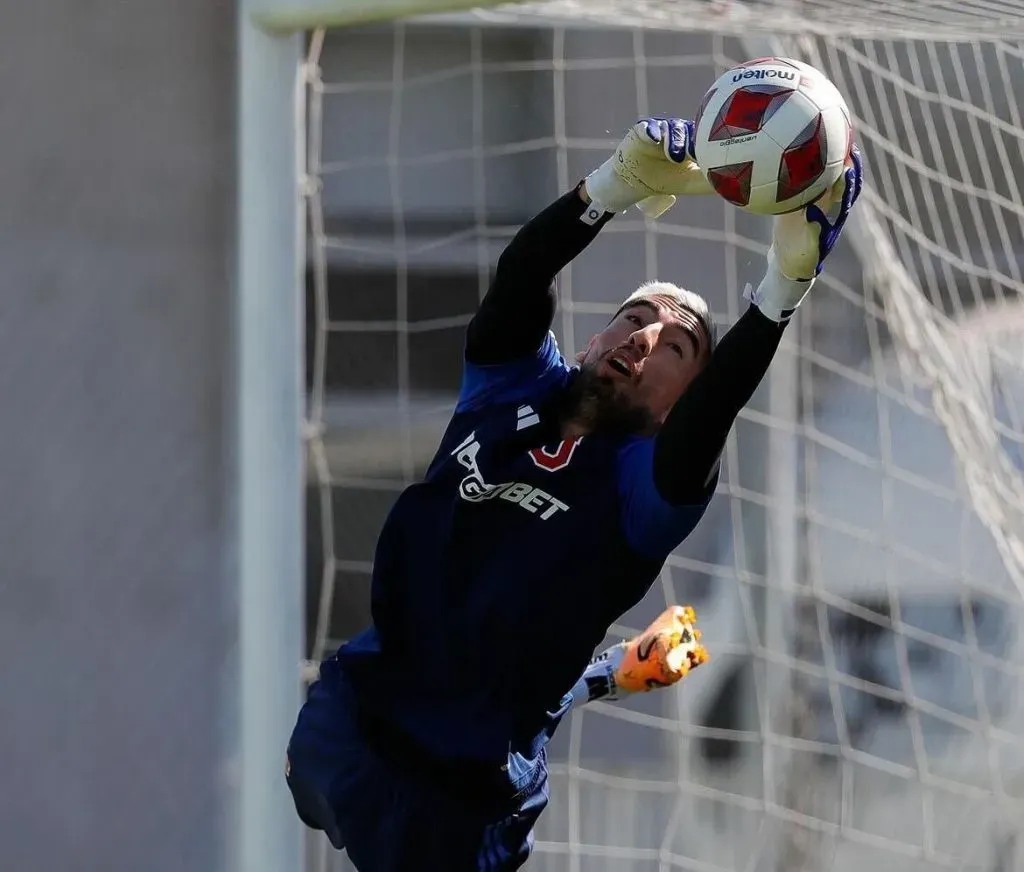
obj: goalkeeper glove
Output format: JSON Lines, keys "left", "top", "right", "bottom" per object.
{"left": 745, "top": 146, "right": 864, "bottom": 323}
{"left": 584, "top": 118, "right": 715, "bottom": 219}
{"left": 569, "top": 606, "right": 709, "bottom": 707}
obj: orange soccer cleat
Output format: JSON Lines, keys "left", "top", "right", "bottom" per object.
{"left": 613, "top": 605, "right": 709, "bottom": 694}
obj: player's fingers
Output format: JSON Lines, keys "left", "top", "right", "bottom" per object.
{"left": 636, "top": 194, "right": 676, "bottom": 219}
{"left": 804, "top": 203, "right": 829, "bottom": 232}
{"left": 669, "top": 606, "right": 703, "bottom": 648}
{"left": 684, "top": 120, "right": 697, "bottom": 161}
{"left": 849, "top": 145, "right": 864, "bottom": 207}
{"left": 665, "top": 638, "right": 707, "bottom": 676}
{"left": 656, "top": 605, "right": 690, "bottom": 633}
{"left": 681, "top": 620, "right": 702, "bottom": 642}
{"left": 639, "top": 117, "right": 665, "bottom": 145}
{"left": 667, "top": 604, "right": 701, "bottom": 630}
{"left": 664, "top": 118, "right": 690, "bottom": 163}
{"left": 663, "top": 642, "right": 688, "bottom": 677}
{"left": 840, "top": 164, "right": 857, "bottom": 217}
{"left": 835, "top": 146, "right": 862, "bottom": 207}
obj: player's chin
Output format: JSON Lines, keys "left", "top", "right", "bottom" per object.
{"left": 592, "top": 378, "right": 657, "bottom": 432}
{"left": 580, "top": 362, "right": 646, "bottom": 410}
{"left": 595, "top": 370, "right": 640, "bottom": 403}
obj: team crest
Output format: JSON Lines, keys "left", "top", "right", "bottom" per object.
{"left": 529, "top": 437, "right": 582, "bottom": 472}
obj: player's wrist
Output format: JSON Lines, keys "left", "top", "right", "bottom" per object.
{"left": 744, "top": 248, "right": 814, "bottom": 324}
{"left": 567, "top": 642, "right": 628, "bottom": 709}
{"left": 584, "top": 159, "right": 643, "bottom": 214}
{"left": 577, "top": 179, "right": 592, "bottom": 205}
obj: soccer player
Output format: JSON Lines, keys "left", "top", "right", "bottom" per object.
{"left": 286, "top": 117, "right": 863, "bottom": 871}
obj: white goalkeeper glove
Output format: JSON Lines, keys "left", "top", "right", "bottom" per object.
{"left": 746, "top": 146, "right": 864, "bottom": 323}
{"left": 584, "top": 118, "right": 715, "bottom": 219}
{"left": 568, "top": 606, "right": 708, "bottom": 708}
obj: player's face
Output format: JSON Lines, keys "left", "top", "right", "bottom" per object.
{"left": 578, "top": 301, "right": 710, "bottom": 426}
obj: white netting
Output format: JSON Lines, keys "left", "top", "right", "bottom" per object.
{"left": 300, "top": 4, "right": 1024, "bottom": 870}
{"left": 455, "top": 0, "right": 1024, "bottom": 41}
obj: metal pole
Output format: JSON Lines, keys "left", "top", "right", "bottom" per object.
{"left": 235, "top": 3, "right": 306, "bottom": 870}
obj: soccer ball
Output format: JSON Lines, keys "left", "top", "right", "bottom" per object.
{"left": 692, "top": 57, "right": 853, "bottom": 215}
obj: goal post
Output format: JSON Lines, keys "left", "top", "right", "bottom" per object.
{"left": 235, "top": 2, "right": 308, "bottom": 872}
{"left": 251, "top": 0, "right": 524, "bottom": 32}
{"left": 276, "top": 2, "right": 1024, "bottom": 871}
{"left": 253, "top": 0, "right": 1024, "bottom": 40}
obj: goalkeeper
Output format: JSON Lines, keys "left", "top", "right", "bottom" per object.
{"left": 286, "top": 117, "right": 862, "bottom": 870}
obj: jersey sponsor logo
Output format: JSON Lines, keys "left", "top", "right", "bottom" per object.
{"left": 452, "top": 432, "right": 570, "bottom": 520}
{"left": 528, "top": 437, "right": 582, "bottom": 472}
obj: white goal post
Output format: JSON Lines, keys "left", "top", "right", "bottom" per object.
{"left": 253, "top": 0, "right": 1024, "bottom": 40}
{"left": 247, "top": 1, "right": 1024, "bottom": 871}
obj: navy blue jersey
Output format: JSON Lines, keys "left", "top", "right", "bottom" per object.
{"left": 331, "top": 331, "right": 713, "bottom": 764}
{"left": 292, "top": 184, "right": 788, "bottom": 860}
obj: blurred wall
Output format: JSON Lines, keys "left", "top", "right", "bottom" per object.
{"left": 0, "top": 2, "right": 236, "bottom": 871}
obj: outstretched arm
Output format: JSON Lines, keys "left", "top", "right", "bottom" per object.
{"left": 652, "top": 304, "right": 788, "bottom": 505}
{"left": 466, "top": 117, "right": 714, "bottom": 366}
{"left": 465, "top": 183, "right": 612, "bottom": 365}
{"left": 565, "top": 605, "right": 708, "bottom": 709}
{"left": 652, "top": 150, "right": 865, "bottom": 507}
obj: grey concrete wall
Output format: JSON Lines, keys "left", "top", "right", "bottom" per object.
{"left": 0, "top": 2, "right": 236, "bottom": 870}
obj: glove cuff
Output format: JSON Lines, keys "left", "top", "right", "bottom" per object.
{"left": 744, "top": 247, "right": 814, "bottom": 323}
{"left": 584, "top": 158, "right": 643, "bottom": 213}
{"left": 567, "top": 642, "right": 628, "bottom": 709}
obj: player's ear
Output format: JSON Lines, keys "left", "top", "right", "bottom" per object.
{"left": 575, "top": 335, "right": 597, "bottom": 364}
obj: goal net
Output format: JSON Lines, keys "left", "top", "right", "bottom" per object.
{"left": 298, "top": 2, "right": 1024, "bottom": 870}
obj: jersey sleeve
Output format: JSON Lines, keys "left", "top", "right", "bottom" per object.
{"left": 616, "top": 436, "right": 717, "bottom": 559}
{"left": 456, "top": 330, "right": 570, "bottom": 413}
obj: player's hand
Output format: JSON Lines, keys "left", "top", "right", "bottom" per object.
{"left": 612, "top": 605, "right": 709, "bottom": 694}
{"left": 746, "top": 145, "right": 863, "bottom": 322}
{"left": 772, "top": 145, "right": 864, "bottom": 281}
{"left": 584, "top": 118, "right": 715, "bottom": 219}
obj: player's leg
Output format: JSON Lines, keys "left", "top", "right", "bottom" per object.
{"left": 377, "top": 758, "right": 549, "bottom": 871}
{"left": 476, "top": 773, "right": 550, "bottom": 870}
{"left": 286, "top": 673, "right": 423, "bottom": 870}
{"left": 285, "top": 673, "right": 372, "bottom": 851}
{"left": 286, "top": 671, "right": 551, "bottom": 871}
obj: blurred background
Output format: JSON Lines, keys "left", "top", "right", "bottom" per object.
{"left": 4, "top": 1, "right": 1024, "bottom": 871}
{"left": 306, "top": 9, "right": 1024, "bottom": 872}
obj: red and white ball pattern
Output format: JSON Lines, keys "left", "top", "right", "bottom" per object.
{"left": 693, "top": 57, "right": 853, "bottom": 215}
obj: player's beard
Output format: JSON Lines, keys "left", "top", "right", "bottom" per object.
{"left": 560, "top": 364, "right": 657, "bottom": 438}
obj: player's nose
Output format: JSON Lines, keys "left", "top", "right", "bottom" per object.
{"left": 628, "top": 323, "right": 661, "bottom": 357}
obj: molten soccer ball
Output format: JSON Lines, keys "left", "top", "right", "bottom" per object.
{"left": 693, "top": 57, "right": 853, "bottom": 215}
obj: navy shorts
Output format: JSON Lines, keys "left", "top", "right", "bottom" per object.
{"left": 285, "top": 671, "right": 549, "bottom": 872}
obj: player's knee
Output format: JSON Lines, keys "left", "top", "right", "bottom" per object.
{"left": 285, "top": 675, "right": 375, "bottom": 851}
{"left": 285, "top": 755, "right": 346, "bottom": 849}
